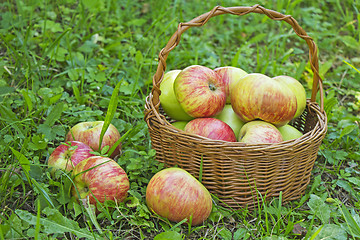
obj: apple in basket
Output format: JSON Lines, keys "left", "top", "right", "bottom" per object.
{"left": 238, "top": 120, "right": 283, "bottom": 144}
{"left": 146, "top": 167, "right": 213, "bottom": 226}
{"left": 65, "top": 121, "right": 121, "bottom": 158}
{"left": 159, "top": 70, "right": 194, "bottom": 121}
{"left": 174, "top": 65, "right": 226, "bottom": 118}
{"left": 185, "top": 117, "right": 237, "bottom": 142}
{"left": 171, "top": 121, "right": 188, "bottom": 131}
{"left": 214, "top": 66, "right": 248, "bottom": 103}
{"left": 273, "top": 75, "right": 307, "bottom": 119}
{"left": 48, "top": 141, "right": 96, "bottom": 172}
{"left": 214, "top": 104, "right": 245, "bottom": 139}
{"left": 72, "top": 156, "right": 129, "bottom": 206}
{"left": 277, "top": 124, "right": 304, "bottom": 141}
{"left": 230, "top": 73, "right": 297, "bottom": 126}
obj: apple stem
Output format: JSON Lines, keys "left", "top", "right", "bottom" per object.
{"left": 208, "top": 83, "right": 217, "bottom": 91}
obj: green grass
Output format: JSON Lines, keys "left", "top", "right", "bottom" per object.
{"left": 1, "top": 0, "right": 360, "bottom": 239}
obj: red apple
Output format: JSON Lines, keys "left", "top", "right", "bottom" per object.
{"left": 146, "top": 167, "right": 213, "bottom": 226}
{"left": 214, "top": 104, "right": 245, "bottom": 139}
{"left": 48, "top": 141, "right": 96, "bottom": 172}
{"left": 273, "top": 75, "right": 307, "bottom": 119}
{"left": 65, "top": 121, "right": 121, "bottom": 158}
{"left": 214, "top": 66, "right": 248, "bottom": 103}
{"left": 230, "top": 73, "right": 297, "bottom": 126}
{"left": 159, "top": 70, "right": 194, "bottom": 121}
{"left": 174, "top": 65, "right": 226, "bottom": 118}
{"left": 72, "top": 156, "right": 129, "bottom": 205}
{"left": 238, "top": 120, "right": 283, "bottom": 144}
{"left": 185, "top": 118, "right": 237, "bottom": 142}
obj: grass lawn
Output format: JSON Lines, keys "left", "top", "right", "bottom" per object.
{"left": 1, "top": 0, "right": 360, "bottom": 239}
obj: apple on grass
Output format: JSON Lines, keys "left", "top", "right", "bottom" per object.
{"left": 159, "top": 70, "right": 193, "bottom": 121}
{"left": 174, "top": 65, "right": 226, "bottom": 118}
{"left": 230, "top": 73, "right": 297, "bottom": 126}
{"left": 238, "top": 120, "right": 283, "bottom": 144}
{"left": 48, "top": 141, "right": 96, "bottom": 172}
{"left": 277, "top": 124, "right": 303, "bottom": 141}
{"left": 185, "top": 118, "right": 237, "bottom": 142}
{"left": 214, "top": 104, "right": 245, "bottom": 139}
{"left": 72, "top": 156, "right": 130, "bottom": 206}
{"left": 66, "top": 121, "right": 121, "bottom": 158}
{"left": 273, "top": 75, "right": 307, "bottom": 119}
{"left": 214, "top": 66, "right": 248, "bottom": 103}
{"left": 146, "top": 167, "right": 213, "bottom": 226}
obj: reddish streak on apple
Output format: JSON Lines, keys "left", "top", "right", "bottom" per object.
{"left": 185, "top": 118, "right": 237, "bottom": 142}
{"left": 174, "top": 65, "right": 226, "bottom": 118}
{"left": 72, "top": 156, "right": 129, "bottom": 205}
{"left": 231, "top": 74, "right": 297, "bottom": 126}
{"left": 146, "top": 168, "right": 212, "bottom": 226}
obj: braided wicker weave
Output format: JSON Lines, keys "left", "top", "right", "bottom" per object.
{"left": 144, "top": 5, "right": 327, "bottom": 209}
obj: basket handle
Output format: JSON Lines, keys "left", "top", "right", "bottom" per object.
{"left": 146, "top": 5, "right": 324, "bottom": 123}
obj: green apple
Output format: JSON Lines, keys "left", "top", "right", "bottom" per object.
{"left": 171, "top": 121, "right": 188, "bottom": 131}
{"left": 277, "top": 124, "right": 303, "bottom": 141}
{"left": 273, "top": 75, "right": 307, "bottom": 119}
{"left": 214, "top": 104, "right": 245, "bottom": 139}
{"left": 159, "top": 70, "right": 193, "bottom": 121}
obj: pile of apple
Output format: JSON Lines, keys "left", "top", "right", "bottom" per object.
{"left": 160, "top": 65, "right": 307, "bottom": 143}
{"left": 47, "top": 121, "right": 130, "bottom": 206}
{"left": 48, "top": 121, "right": 212, "bottom": 226}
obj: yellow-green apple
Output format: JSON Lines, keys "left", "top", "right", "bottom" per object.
{"left": 72, "top": 156, "right": 129, "bottom": 205}
{"left": 159, "top": 70, "right": 193, "bottom": 121}
{"left": 214, "top": 104, "right": 245, "bottom": 139}
{"left": 174, "top": 65, "right": 226, "bottom": 118}
{"left": 277, "top": 124, "right": 303, "bottom": 141}
{"left": 146, "top": 167, "right": 212, "bottom": 226}
{"left": 185, "top": 118, "right": 237, "bottom": 142}
{"left": 65, "top": 121, "right": 121, "bottom": 158}
{"left": 214, "top": 66, "right": 248, "bottom": 103}
{"left": 48, "top": 141, "right": 96, "bottom": 172}
{"left": 238, "top": 120, "right": 283, "bottom": 144}
{"left": 171, "top": 121, "right": 188, "bottom": 131}
{"left": 273, "top": 75, "right": 307, "bottom": 119}
{"left": 230, "top": 73, "right": 297, "bottom": 126}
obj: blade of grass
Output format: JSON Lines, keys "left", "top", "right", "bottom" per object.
{"left": 107, "top": 128, "right": 132, "bottom": 157}
{"left": 43, "top": 28, "right": 72, "bottom": 57}
{"left": 35, "top": 199, "right": 41, "bottom": 240}
{"left": 99, "top": 79, "right": 123, "bottom": 152}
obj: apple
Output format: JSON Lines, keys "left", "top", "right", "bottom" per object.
{"left": 48, "top": 141, "right": 96, "bottom": 172}
{"left": 174, "top": 65, "right": 226, "bottom": 118}
{"left": 159, "top": 70, "right": 193, "bottom": 121}
{"left": 214, "top": 104, "right": 245, "bottom": 139}
{"left": 238, "top": 120, "right": 283, "bottom": 144}
{"left": 72, "top": 156, "right": 129, "bottom": 205}
{"left": 277, "top": 124, "right": 303, "bottom": 141}
{"left": 214, "top": 66, "right": 248, "bottom": 103}
{"left": 65, "top": 121, "right": 121, "bottom": 158}
{"left": 146, "top": 167, "right": 212, "bottom": 226}
{"left": 185, "top": 118, "right": 237, "bottom": 142}
{"left": 171, "top": 121, "right": 188, "bottom": 131}
{"left": 273, "top": 75, "right": 307, "bottom": 119}
{"left": 230, "top": 73, "right": 297, "bottom": 126}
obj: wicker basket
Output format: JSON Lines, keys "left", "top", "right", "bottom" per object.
{"left": 144, "top": 5, "right": 327, "bottom": 209}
